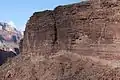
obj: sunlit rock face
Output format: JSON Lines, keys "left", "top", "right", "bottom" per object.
{"left": 0, "top": 22, "right": 23, "bottom": 42}
{"left": 2, "top": 0, "right": 120, "bottom": 80}
{"left": 0, "top": 22, "right": 23, "bottom": 51}
{"left": 21, "top": 0, "right": 120, "bottom": 56}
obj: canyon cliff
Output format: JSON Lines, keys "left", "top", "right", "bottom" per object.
{"left": 22, "top": 0, "right": 120, "bottom": 56}
{"left": 1, "top": 0, "right": 120, "bottom": 80}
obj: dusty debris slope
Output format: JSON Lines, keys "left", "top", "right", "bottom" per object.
{"left": 1, "top": 0, "right": 120, "bottom": 80}
{"left": 1, "top": 51, "right": 120, "bottom": 80}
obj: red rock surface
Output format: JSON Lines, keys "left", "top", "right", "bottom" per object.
{"left": 2, "top": 0, "right": 120, "bottom": 80}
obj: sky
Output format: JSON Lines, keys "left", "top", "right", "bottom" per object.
{"left": 0, "top": 0, "right": 81, "bottom": 31}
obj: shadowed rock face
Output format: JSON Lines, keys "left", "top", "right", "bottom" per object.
{"left": 21, "top": 0, "right": 120, "bottom": 56}
{"left": 0, "top": 48, "right": 19, "bottom": 66}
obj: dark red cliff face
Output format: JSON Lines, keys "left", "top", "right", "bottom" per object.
{"left": 21, "top": 0, "right": 120, "bottom": 56}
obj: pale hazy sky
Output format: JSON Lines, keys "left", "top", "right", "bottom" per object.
{"left": 0, "top": 0, "right": 81, "bottom": 31}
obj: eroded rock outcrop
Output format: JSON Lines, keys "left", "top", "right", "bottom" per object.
{"left": 2, "top": 0, "right": 120, "bottom": 80}
{"left": 22, "top": 0, "right": 120, "bottom": 56}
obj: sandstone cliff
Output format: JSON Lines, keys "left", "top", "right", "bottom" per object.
{"left": 1, "top": 0, "right": 120, "bottom": 80}
{"left": 22, "top": 0, "right": 120, "bottom": 56}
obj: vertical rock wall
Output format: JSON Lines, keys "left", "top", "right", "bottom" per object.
{"left": 21, "top": 0, "right": 120, "bottom": 56}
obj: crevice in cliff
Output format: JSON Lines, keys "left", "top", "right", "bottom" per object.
{"left": 51, "top": 12, "right": 58, "bottom": 45}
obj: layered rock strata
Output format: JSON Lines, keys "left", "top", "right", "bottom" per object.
{"left": 22, "top": 0, "right": 120, "bottom": 56}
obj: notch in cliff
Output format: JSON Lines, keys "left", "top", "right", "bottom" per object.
{"left": 51, "top": 12, "right": 58, "bottom": 45}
